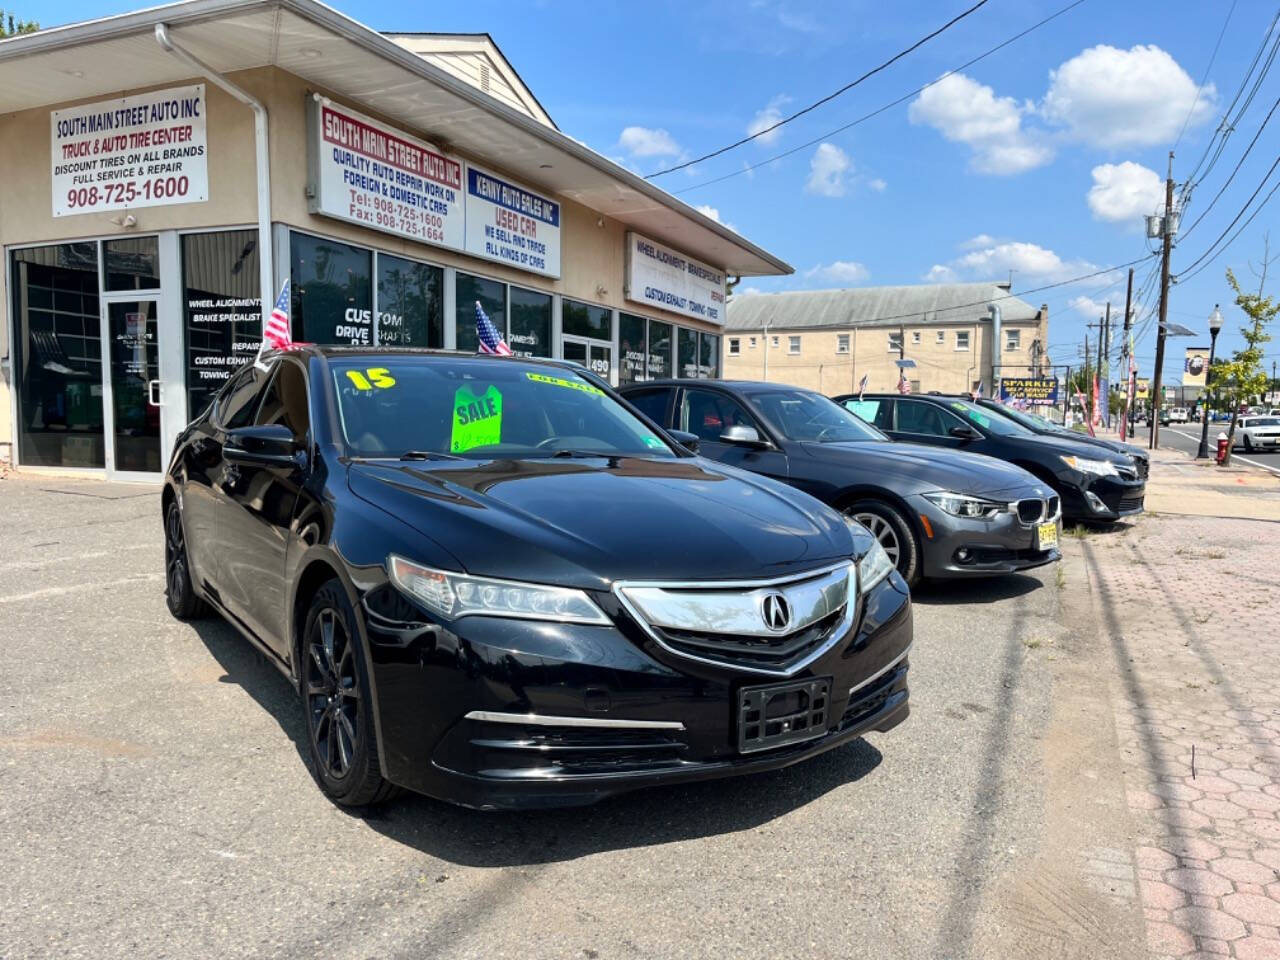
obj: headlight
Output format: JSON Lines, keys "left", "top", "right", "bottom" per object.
{"left": 923, "top": 491, "right": 1004, "bottom": 519}
{"left": 845, "top": 515, "right": 896, "bottom": 594}
{"left": 1059, "top": 455, "right": 1119, "bottom": 477}
{"left": 388, "top": 555, "right": 609, "bottom": 624}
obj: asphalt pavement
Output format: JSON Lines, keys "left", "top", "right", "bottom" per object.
{"left": 0, "top": 474, "right": 1145, "bottom": 959}
{"left": 1149, "top": 419, "right": 1280, "bottom": 476}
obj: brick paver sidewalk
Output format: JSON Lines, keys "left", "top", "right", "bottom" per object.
{"left": 1082, "top": 507, "right": 1280, "bottom": 959}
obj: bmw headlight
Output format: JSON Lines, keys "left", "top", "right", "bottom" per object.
{"left": 388, "top": 555, "right": 609, "bottom": 624}
{"left": 923, "top": 491, "right": 1004, "bottom": 519}
{"left": 845, "top": 516, "right": 895, "bottom": 594}
{"left": 1059, "top": 454, "right": 1119, "bottom": 477}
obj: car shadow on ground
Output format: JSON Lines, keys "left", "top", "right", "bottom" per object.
{"left": 188, "top": 615, "right": 885, "bottom": 867}
{"left": 911, "top": 572, "right": 1043, "bottom": 605}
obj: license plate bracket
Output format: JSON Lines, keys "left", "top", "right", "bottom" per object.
{"left": 738, "top": 676, "right": 832, "bottom": 754}
{"left": 1036, "top": 520, "right": 1059, "bottom": 550}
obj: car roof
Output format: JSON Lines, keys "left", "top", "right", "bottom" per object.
{"left": 619, "top": 378, "right": 820, "bottom": 395}
{"left": 267, "top": 345, "right": 588, "bottom": 375}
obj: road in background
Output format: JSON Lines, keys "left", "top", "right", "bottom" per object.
{"left": 1155, "top": 424, "right": 1280, "bottom": 476}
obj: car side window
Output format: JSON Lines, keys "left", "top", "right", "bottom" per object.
{"left": 216, "top": 364, "right": 272, "bottom": 430}
{"left": 626, "top": 388, "right": 674, "bottom": 427}
{"left": 680, "top": 388, "right": 758, "bottom": 443}
{"left": 894, "top": 399, "right": 950, "bottom": 437}
{"left": 255, "top": 360, "right": 310, "bottom": 442}
{"left": 844, "top": 398, "right": 893, "bottom": 430}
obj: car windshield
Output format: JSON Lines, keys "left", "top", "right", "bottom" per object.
{"left": 943, "top": 399, "right": 1036, "bottom": 437}
{"left": 1247, "top": 417, "right": 1280, "bottom": 427}
{"left": 330, "top": 357, "right": 676, "bottom": 459}
{"left": 748, "top": 389, "right": 887, "bottom": 442}
{"left": 983, "top": 403, "right": 1056, "bottom": 431}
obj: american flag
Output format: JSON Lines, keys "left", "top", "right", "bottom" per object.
{"left": 971, "top": 381, "right": 983, "bottom": 402}
{"left": 475, "top": 301, "right": 512, "bottom": 356}
{"left": 858, "top": 373, "right": 869, "bottom": 399}
{"left": 897, "top": 369, "right": 911, "bottom": 394}
{"left": 263, "top": 279, "right": 292, "bottom": 351}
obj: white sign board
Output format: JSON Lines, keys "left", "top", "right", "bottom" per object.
{"left": 464, "top": 162, "right": 561, "bottom": 277}
{"left": 310, "top": 99, "right": 465, "bottom": 251}
{"left": 625, "top": 232, "right": 726, "bottom": 324}
{"left": 51, "top": 84, "right": 208, "bottom": 217}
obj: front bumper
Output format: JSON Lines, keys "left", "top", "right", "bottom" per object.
{"left": 911, "top": 495, "right": 1060, "bottom": 580}
{"left": 1058, "top": 471, "right": 1146, "bottom": 521}
{"left": 361, "top": 572, "right": 912, "bottom": 809}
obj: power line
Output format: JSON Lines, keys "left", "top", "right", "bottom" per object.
{"left": 1179, "top": 93, "right": 1280, "bottom": 241}
{"left": 645, "top": 0, "right": 993, "bottom": 179}
{"left": 1176, "top": 175, "right": 1280, "bottom": 284}
{"left": 1175, "top": 0, "right": 1238, "bottom": 150}
{"left": 670, "top": 0, "right": 1089, "bottom": 195}
{"left": 1176, "top": 152, "right": 1280, "bottom": 277}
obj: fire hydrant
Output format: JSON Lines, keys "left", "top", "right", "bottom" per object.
{"left": 1216, "top": 433, "right": 1229, "bottom": 464}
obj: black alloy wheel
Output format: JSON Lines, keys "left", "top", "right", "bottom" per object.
{"left": 845, "top": 499, "right": 920, "bottom": 587}
{"left": 301, "top": 581, "right": 396, "bottom": 806}
{"left": 164, "top": 500, "right": 207, "bottom": 620}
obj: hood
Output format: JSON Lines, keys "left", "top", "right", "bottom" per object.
{"left": 802, "top": 440, "right": 1042, "bottom": 499}
{"left": 347, "top": 456, "right": 856, "bottom": 590}
{"left": 1042, "top": 427, "right": 1147, "bottom": 461}
{"left": 1016, "top": 431, "right": 1133, "bottom": 464}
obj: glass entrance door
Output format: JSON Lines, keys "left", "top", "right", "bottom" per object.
{"left": 562, "top": 336, "right": 614, "bottom": 384}
{"left": 105, "top": 299, "right": 163, "bottom": 476}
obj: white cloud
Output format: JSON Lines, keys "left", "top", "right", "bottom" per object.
{"left": 929, "top": 239, "right": 1102, "bottom": 286}
{"left": 868, "top": 178, "right": 887, "bottom": 192}
{"left": 730, "top": 285, "right": 765, "bottom": 298}
{"left": 748, "top": 95, "right": 791, "bottom": 145}
{"left": 960, "top": 233, "right": 997, "bottom": 250}
{"left": 1087, "top": 161, "right": 1163, "bottom": 223}
{"left": 694, "top": 203, "right": 738, "bottom": 232}
{"left": 805, "top": 142, "right": 852, "bottom": 196}
{"left": 617, "top": 126, "right": 682, "bottom": 157}
{"left": 908, "top": 73, "right": 1052, "bottom": 175}
{"left": 804, "top": 260, "right": 870, "bottom": 285}
{"left": 1043, "top": 45, "right": 1215, "bottom": 147}
{"left": 1069, "top": 293, "right": 1143, "bottom": 323}
{"left": 923, "top": 264, "right": 958, "bottom": 283}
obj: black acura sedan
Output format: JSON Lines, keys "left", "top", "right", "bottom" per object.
{"left": 837, "top": 393, "right": 1145, "bottom": 523}
{"left": 164, "top": 348, "right": 911, "bottom": 809}
{"left": 620, "top": 379, "right": 1061, "bottom": 585}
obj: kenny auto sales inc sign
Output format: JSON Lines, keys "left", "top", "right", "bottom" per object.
{"left": 308, "top": 98, "right": 561, "bottom": 278}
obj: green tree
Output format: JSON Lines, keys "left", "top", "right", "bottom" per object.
{"left": 0, "top": 10, "right": 38, "bottom": 36}
{"left": 1218, "top": 253, "right": 1276, "bottom": 465}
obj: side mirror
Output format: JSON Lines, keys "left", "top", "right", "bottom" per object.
{"left": 720, "top": 424, "right": 769, "bottom": 448}
{"left": 949, "top": 424, "right": 979, "bottom": 440}
{"left": 667, "top": 429, "right": 701, "bottom": 454}
{"left": 225, "top": 424, "right": 303, "bottom": 468}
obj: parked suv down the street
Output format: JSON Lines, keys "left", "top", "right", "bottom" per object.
{"left": 837, "top": 393, "right": 1146, "bottom": 523}
{"left": 162, "top": 348, "right": 912, "bottom": 809}
{"left": 620, "top": 380, "right": 1061, "bottom": 586}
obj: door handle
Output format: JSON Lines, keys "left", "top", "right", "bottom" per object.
{"left": 148, "top": 379, "right": 162, "bottom": 407}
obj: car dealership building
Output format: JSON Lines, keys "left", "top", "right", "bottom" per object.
{"left": 0, "top": 0, "right": 791, "bottom": 479}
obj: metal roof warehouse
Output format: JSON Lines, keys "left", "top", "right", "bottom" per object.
{"left": 0, "top": 0, "right": 792, "bottom": 479}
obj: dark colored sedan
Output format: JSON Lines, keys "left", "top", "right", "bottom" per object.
{"left": 620, "top": 380, "right": 1061, "bottom": 586}
{"left": 836, "top": 393, "right": 1145, "bottom": 523}
{"left": 971, "top": 398, "right": 1150, "bottom": 481}
{"left": 163, "top": 348, "right": 911, "bottom": 810}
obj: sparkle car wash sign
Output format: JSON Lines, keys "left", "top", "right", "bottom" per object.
{"left": 308, "top": 98, "right": 465, "bottom": 252}
{"left": 624, "top": 232, "right": 726, "bottom": 324}
{"left": 999, "top": 377, "right": 1059, "bottom": 406}
{"left": 51, "top": 84, "right": 208, "bottom": 217}
{"left": 464, "top": 163, "right": 561, "bottom": 277}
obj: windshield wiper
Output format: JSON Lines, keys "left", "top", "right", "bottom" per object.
{"left": 398, "top": 450, "right": 464, "bottom": 461}
{"left": 549, "top": 449, "right": 607, "bottom": 458}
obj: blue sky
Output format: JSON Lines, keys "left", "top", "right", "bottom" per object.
{"left": 36, "top": 0, "right": 1280, "bottom": 386}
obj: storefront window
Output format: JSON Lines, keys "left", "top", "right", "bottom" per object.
{"left": 508, "top": 286, "right": 552, "bottom": 358}
{"left": 563, "top": 299, "right": 612, "bottom": 340}
{"left": 456, "top": 273, "right": 506, "bottom": 353}
{"left": 182, "top": 230, "right": 261, "bottom": 417}
{"left": 376, "top": 254, "right": 442, "bottom": 347}
{"left": 699, "top": 332, "right": 720, "bottom": 378}
{"left": 676, "top": 326, "right": 699, "bottom": 378}
{"left": 11, "top": 243, "right": 104, "bottom": 467}
{"left": 619, "top": 313, "right": 647, "bottom": 385}
{"left": 105, "top": 236, "right": 160, "bottom": 291}
{"left": 647, "top": 320, "right": 672, "bottom": 379}
{"left": 290, "top": 231, "right": 372, "bottom": 345}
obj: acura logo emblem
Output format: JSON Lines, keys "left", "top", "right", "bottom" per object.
{"left": 761, "top": 593, "right": 792, "bottom": 632}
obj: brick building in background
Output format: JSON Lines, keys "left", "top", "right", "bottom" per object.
{"left": 722, "top": 282, "right": 1050, "bottom": 396}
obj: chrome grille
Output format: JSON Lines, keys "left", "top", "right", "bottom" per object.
{"left": 615, "top": 563, "right": 857, "bottom": 676}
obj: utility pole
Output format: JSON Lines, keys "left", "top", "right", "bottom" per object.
{"left": 1064, "top": 363, "right": 1072, "bottom": 426}
{"left": 1119, "top": 268, "right": 1134, "bottom": 440}
{"left": 1149, "top": 152, "right": 1176, "bottom": 450}
{"left": 1101, "top": 301, "right": 1111, "bottom": 430}
{"left": 1083, "top": 334, "right": 1092, "bottom": 425}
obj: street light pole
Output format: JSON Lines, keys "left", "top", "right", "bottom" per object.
{"left": 1196, "top": 304, "right": 1224, "bottom": 458}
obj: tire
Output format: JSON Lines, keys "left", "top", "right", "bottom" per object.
{"left": 164, "top": 499, "right": 208, "bottom": 620}
{"left": 1244, "top": 435, "right": 1253, "bottom": 453}
{"left": 844, "top": 499, "right": 920, "bottom": 587}
{"left": 300, "top": 580, "right": 397, "bottom": 807}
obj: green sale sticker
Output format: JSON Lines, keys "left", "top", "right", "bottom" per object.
{"left": 451, "top": 384, "right": 503, "bottom": 453}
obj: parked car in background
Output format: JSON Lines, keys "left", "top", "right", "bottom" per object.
{"left": 1161, "top": 407, "right": 1189, "bottom": 425}
{"left": 620, "top": 380, "right": 1060, "bottom": 587}
{"left": 164, "top": 349, "right": 912, "bottom": 809}
{"left": 836, "top": 393, "right": 1145, "bottom": 524}
{"left": 970, "top": 398, "right": 1150, "bottom": 481}
{"left": 1235, "top": 415, "right": 1280, "bottom": 452}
